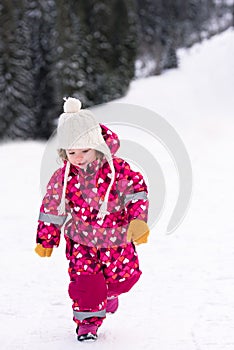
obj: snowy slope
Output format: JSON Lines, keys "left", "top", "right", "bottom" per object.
{"left": 0, "top": 28, "right": 234, "bottom": 350}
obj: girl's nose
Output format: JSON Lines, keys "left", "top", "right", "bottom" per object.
{"left": 76, "top": 154, "right": 83, "bottom": 162}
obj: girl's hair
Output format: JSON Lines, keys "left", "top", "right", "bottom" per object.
{"left": 58, "top": 149, "right": 68, "bottom": 161}
{"left": 57, "top": 149, "right": 103, "bottom": 161}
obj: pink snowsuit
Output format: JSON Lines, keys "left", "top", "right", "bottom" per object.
{"left": 36, "top": 125, "right": 149, "bottom": 328}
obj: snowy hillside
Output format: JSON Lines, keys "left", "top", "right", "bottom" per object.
{"left": 0, "top": 28, "right": 234, "bottom": 350}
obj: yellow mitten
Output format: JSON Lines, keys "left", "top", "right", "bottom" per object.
{"left": 127, "top": 219, "right": 150, "bottom": 245}
{"left": 35, "top": 244, "right": 53, "bottom": 257}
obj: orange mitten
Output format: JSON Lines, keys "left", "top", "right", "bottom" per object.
{"left": 35, "top": 244, "right": 53, "bottom": 257}
{"left": 127, "top": 219, "right": 150, "bottom": 245}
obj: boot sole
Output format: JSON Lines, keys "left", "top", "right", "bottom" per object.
{"left": 77, "top": 333, "right": 98, "bottom": 342}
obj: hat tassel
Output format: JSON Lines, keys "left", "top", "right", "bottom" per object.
{"left": 58, "top": 161, "right": 70, "bottom": 215}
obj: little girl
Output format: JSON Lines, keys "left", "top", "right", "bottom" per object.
{"left": 35, "top": 97, "right": 150, "bottom": 342}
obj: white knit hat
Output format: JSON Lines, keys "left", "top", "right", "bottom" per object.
{"left": 57, "top": 97, "right": 115, "bottom": 221}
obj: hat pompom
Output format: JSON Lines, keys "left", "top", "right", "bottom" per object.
{"left": 63, "top": 97, "right": 82, "bottom": 113}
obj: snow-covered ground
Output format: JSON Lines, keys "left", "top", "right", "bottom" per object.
{"left": 0, "top": 28, "right": 234, "bottom": 350}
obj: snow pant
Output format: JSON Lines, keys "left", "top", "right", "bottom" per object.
{"left": 67, "top": 242, "right": 142, "bottom": 328}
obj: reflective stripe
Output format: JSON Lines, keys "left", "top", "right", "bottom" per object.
{"left": 38, "top": 212, "right": 67, "bottom": 226}
{"left": 73, "top": 309, "right": 106, "bottom": 321}
{"left": 124, "top": 191, "right": 148, "bottom": 206}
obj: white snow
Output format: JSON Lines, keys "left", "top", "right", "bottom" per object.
{"left": 1, "top": 28, "right": 234, "bottom": 349}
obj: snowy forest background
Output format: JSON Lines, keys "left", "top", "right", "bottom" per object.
{"left": 0, "top": 0, "right": 233, "bottom": 140}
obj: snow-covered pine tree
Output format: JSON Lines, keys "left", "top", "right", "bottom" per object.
{"left": 136, "top": 0, "right": 158, "bottom": 63}
{"left": 73, "top": 0, "right": 136, "bottom": 105}
{"left": 72, "top": 0, "right": 109, "bottom": 107}
{"left": 53, "top": 0, "right": 87, "bottom": 108}
{"left": 80, "top": 0, "right": 137, "bottom": 104}
{"left": 26, "top": 0, "right": 58, "bottom": 139}
{"left": 0, "top": 0, "right": 36, "bottom": 139}
{"left": 53, "top": 0, "right": 137, "bottom": 107}
{"left": 159, "top": 0, "right": 178, "bottom": 70}
{"left": 136, "top": 0, "right": 169, "bottom": 75}
{"left": 108, "top": 0, "right": 137, "bottom": 98}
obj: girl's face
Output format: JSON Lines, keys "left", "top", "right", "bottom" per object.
{"left": 66, "top": 148, "right": 97, "bottom": 169}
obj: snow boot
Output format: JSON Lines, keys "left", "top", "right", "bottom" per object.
{"left": 76, "top": 324, "right": 98, "bottom": 342}
{"left": 106, "top": 296, "right": 119, "bottom": 313}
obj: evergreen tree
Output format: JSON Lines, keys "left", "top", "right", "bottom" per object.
{"left": 53, "top": 0, "right": 88, "bottom": 107}
{"left": 136, "top": 0, "right": 177, "bottom": 75}
{"left": 109, "top": 0, "right": 137, "bottom": 97}
{"left": 53, "top": 0, "right": 137, "bottom": 107}
{"left": 75, "top": 0, "right": 112, "bottom": 105}
{"left": 0, "top": 0, "right": 35, "bottom": 139}
{"left": 159, "top": 0, "right": 178, "bottom": 70}
{"left": 29, "top": 0, "right": 58, "bottom": 139}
